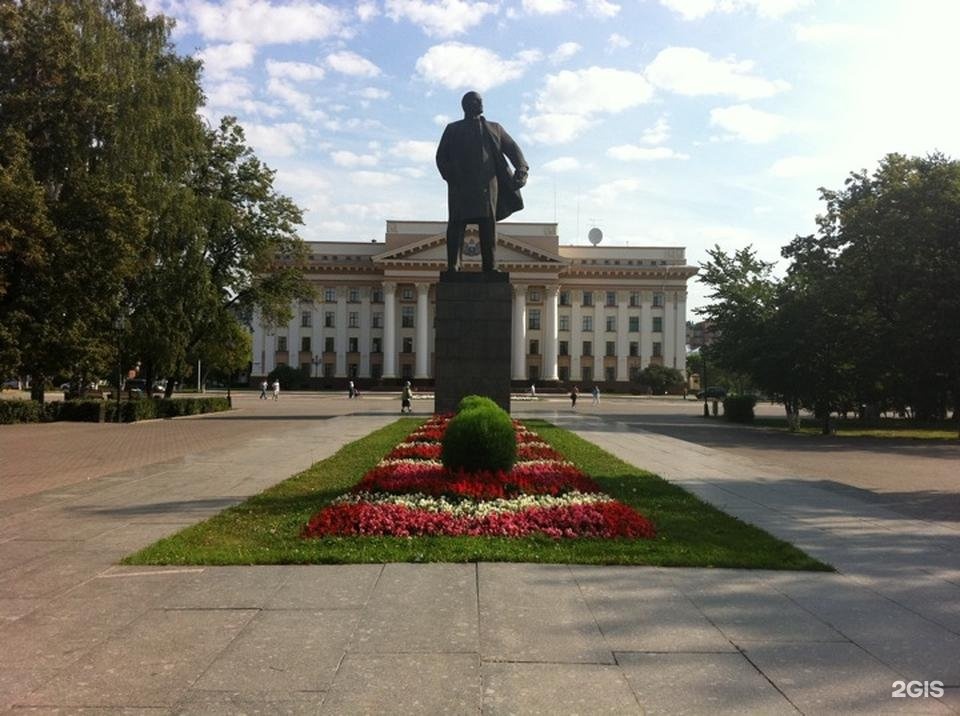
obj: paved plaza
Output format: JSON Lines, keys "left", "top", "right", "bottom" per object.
{"left": 1, "top": 393, "right": 958, "bottom": 714}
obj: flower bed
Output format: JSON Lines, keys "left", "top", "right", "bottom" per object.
{"left": 302, "top": 415, "right": 656, "bottom": 540}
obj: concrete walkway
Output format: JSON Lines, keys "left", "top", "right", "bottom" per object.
{"left": 1, "top": 396, "right": 957, "bottom": 714}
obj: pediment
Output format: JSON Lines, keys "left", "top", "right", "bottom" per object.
{"left": 372, "top": 228, "right": 567, "bottom": 267}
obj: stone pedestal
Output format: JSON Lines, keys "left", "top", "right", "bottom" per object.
{"left": 434, "top": 271, "right": 512, "bottom": 414}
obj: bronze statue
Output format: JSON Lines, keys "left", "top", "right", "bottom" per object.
{"left": 436, "top": 91, "right": 529, "bottom": 273}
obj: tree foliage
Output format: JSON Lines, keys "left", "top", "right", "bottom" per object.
{"left": 698, "top": 153, "right": 960, "bottom": 432}
{"left": 0, "top": 0, "right": 310, "bottom": 399}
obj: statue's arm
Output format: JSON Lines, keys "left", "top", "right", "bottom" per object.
{"left": 500, "top": 127, "right": 529, "bottom": 186}
{"left": 436, "top": 125, "right": 454, "bottom": 182}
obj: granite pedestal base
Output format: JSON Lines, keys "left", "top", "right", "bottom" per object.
{"left": 434, "top": 271, "right": 512, "bottom": 414}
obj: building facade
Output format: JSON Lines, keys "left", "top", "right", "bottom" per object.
{"left": 251, "top": 221, "right": 698, "bottom": 388}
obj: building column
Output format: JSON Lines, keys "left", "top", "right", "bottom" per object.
{"left": 512, "top": 283, "right": 527, "bottom": 380}
{"left": 664, "top": 290, "right": 675, "bottom": 370}
{"left": 251, "top": 308, "right": 264, "bottom": 377}
{"left": 382, "top": 281, "right": 397, "bottom": 378}
{"left": 675, "top": 290, "right": 687, "bottom": 373}
{"left": 359, "top": 289, "right": 372, "bottom": 378}
{"left": 616, "top": 291, "right": 629, "bottom": 382}
{"left": 415, "top": 282, "right": 430, "bottom": 379}
{"left": 570, "top": 293, "right": 582, "bottom": 380}
{"left": 593, "top": 298, "right": 604, "bottom": 382}
{"left": 640, "top": 292, "right": 652, "bottom": 367}
{"left": 543, "top": 285, "right": 559, "bottom": 381}
{"left": 335, "top": 289, "right": 347, "bottom": 377}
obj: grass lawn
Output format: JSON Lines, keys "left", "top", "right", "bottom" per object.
{"left": 123, "top": 418, "right": 830, "bottom": 570}
{"left": 752, "top": 416, "right": 958, "bottom": 440}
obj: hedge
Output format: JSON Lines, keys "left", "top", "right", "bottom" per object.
{"left": 0, "top": 397, "right": 231, "bottom": 425}
{"left": 723, "top": 395, "right": 758, "bottom": 423}
{"left": 441, "top": 397, "right": 517, "bottom": 473}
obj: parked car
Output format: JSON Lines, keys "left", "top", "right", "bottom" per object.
{"left": 125, "top": 378, "right": 147, "bottom": 396}
{"left": 3, "top": 379, "right": 22, "bottom": 390}
{"left": 696, "top": 386, "right": 727, "bottom": 400}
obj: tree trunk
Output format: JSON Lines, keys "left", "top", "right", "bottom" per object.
{"left": 29, "top": 375, "right": 46, "bottom": 404}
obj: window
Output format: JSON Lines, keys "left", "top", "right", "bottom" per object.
{"left": 629, "top": 341, "right": 639, "bottom": 357}
{"left": 630, "top": 366, "right": 642, "bottom": 382}
{"left": 277, "top": 336, "right": 287, "bottom": 352}
{"left": 348, "top": 288, "right": 360, "bottom": 302}
{"left": 324, "top": 312, "right": 335, "bottom": 328}
{"left": 401, "top": 287, "right": 414, "bottom": 301}
{"left": 605, "top": 366, "right": 616, "bottom": 382}
{"left": 371, "top": 337, "right": 382, "bottom": 353}
{"left": 629, "top": 291, "right": 640, "bottom": 307}
{"left": 324, "top": 337, "right": 335, "bottom": 353}
{"left": 301, "top": 337, "right": 311, "bottom": 352}
{"left": 323, "top": 362, "right": 334, "bottom": 377}
{"left": 653, "top": 341, "right": 662, "bottom": 357}
{"left": 372, "top": 288, "right": 384, "bottom": 303}
{"left": 372, "top": 312, "right": 383, "bottom": 329}
{"left": 559, "top": 366, "right": 570, "bottom": 381}
{"left": 652, "top": 316, "right": 663, "bottom": 333}
{"left": 559, "top": 315, "right": 570, "bottom": 332}
{"left": 349, "top": 312, "right": 359, "bottom": 328}
{"left": 559, "top": 290, "right": 571, "bottom": 306}
{"left": 401, "top": 306, "right": 415, "bottom": 328}
{"left": 529, "top": 289, "right": 541, "bottom": 302}
{"left": 301, "top": 311, "right": 312, "bottom": 327}
{"left": 324, "top": 288, "right": 336, "bottom": 302}
{"left": 605, "top": 341, "right": 615, "bottom": 357}
{"left": 528, "top": 309, "right": 541, "bottom": 330}
{"left": 401, "top": 364, "right": 413, "bottom": 380}
{"left": 582, "top": 366, "right": 592, "bottom": 382}
{"left": 348, "top": 337, "right": 359, "bottom": 353}
{"left": 605, "top": 291, "right": 617, "bottom": 307}
{"left": 529, "top": 339, "right": 539, "bottom": 355}
{"left": 371, "top": 364, "right": 382, "bottom": 380}
{"left": 301, "top": 362, "right": 311, "bottom": 373}
{"left": 605, "top": 316, "right": 616, "bottom": 332}
{"left": 582, "top": 341, "right": 592, "bottom": 357}
{"left": 402, "top": 337, "right": 413, "bottom": 353}
{"left": 349, "top": 363, "right": 358, "bottom": 378}
{"left": 559, "top": 340, "right": 569, "bottom": 356}
{"left": 528, "top": 365, "right": 540, "bottom": 381}
{"left": 653, "top": 292, "right": 664, "bottom": 307}
{"left": 582, "top": 291, "right": 593, "bottom": 307}
{"left": 582, "top": 316, "right": 593, "bottom": 332}
{"left": 629, "top": 316, "right": 640, "bottom": 332}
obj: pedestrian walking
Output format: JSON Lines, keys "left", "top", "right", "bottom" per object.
{"left": 259, "top": 379, "right": 268, "bottom": 400}
{"left": 530, "top": 383, "right": 536, "bottom": 398}
{"left": 570, "top": 386, "right": 578, "bottom": 408}
{"left": 401, "top": 381, "right": 412, "bottom": 414}
{"left": 348, "top": 380, "right": 355, "bottom": 399}
{"left": 592, "top": 385, "right": 600, "bottom": 405}
{"left": 272, "top": 379, "right": 280, "bottom": 400}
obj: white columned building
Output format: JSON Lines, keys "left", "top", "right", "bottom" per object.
{"left": 255, "top": 221, "right": 698, "bottom": 389}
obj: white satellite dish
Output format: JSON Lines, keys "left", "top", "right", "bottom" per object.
{"left": 588, "top": 227, "right": 603, "bottom": 245}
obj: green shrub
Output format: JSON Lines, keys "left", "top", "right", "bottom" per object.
{"left": 441, "top": 404, "right": 517, "bottom": 473}
{"left": 58, "top": 399, "right": 106, "bottom": 422}
{"left": 0, "top": 400, "right": 43, "bottom": 424}
{"left": 457, "top": 395, "right": 501, "bottom": 413}
{"left": 723, "top": 395, "right": 758, "bottom": 423}
{"left": 267, "top": 364, "right": 310, "bottom": 390}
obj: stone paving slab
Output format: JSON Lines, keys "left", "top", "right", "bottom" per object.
{"left": 263, "top": 564, "right": 382, "bottom": 610}
{"left": 482, "top": 662, "right": 641, "bottom": 714}
{"left": 172, "top": 690, "right": 327, "bottom": 716}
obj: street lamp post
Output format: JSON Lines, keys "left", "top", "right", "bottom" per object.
{"left": 114, "top": 315, "right": 124, "bottom": 423}
{"left": 702, "top": 353, "right": 710, "bottom": 418}
{"left": 312, "top": 355, "right": 321, "bottom": 386}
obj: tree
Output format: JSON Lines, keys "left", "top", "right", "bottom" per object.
{"left": 636, "top": 364, "right": 685, "bottom": 394}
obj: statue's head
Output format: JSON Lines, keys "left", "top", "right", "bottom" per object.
{"left": 461, "top": 91, "right": 483, "bottom": 118}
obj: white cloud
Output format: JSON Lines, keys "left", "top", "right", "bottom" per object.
{"left": 522, "top": 66, "right": 654, "bottom": 144}
{"left": 385, "top": 0, "right": 499, "bottom": 38}
{"left": 354, "top": 87, "right": 391, "bottom": 100}
{"left": 415, "top": 42, "right": 536, "bottom": 91}
{"left": 242, "top": 122, "right": 307, "bottom": 157}
{"left": 204, "top": 79, "right": 283, "bottom": 117}
{"left": 350, "top": 170, "right": 403, "bottom": 186}
{"left": 550, "top": 41, "right": 581, "bottom": 65}
{"left": 266, "top": 59, "right": 325, "bottom": 81}
{"left": 641, "top": 117, "right": 670, "bottom": 145}
{"left": 433, "top": 113, "right": 452, "bottom": 125}
{"left": 189, "top": 0, "right": 346, "bottom": 45}
{"left": 794, "top": 22, "right": 881, "bottom": 43}
{"left": 646, "top": 47, "right": 789, "bottom": 99}
{"left": 768, "top": 155, "right": 822, "bottom": 177}
{"left": 659, "top": 0, "right": 809, "bottom": 21}
{"left": 274, "top": 166, "right": 330, "bottom": 195}
{"left": 326, "top": 50, "right": 381, "bottom": 77}
{"left": 356, "top": 0, "right": 379, "bottom": 21}
{"left": 709, "top": 104, "right": 790, "bottom": 143}
{"left": 542, "top": 156, "right": 581, "bottom": 172}
{"left": 331, "top": 150, "right": 379, "bottom": 167}
{"left": 607, "top": 145, "right": 689, "bottom": 160}
{"left": 586, "top": 178, "right": 642, "bottom": 206}
{"left": 196, "top": 42, "right": 255, "bottom": 80}
{"left": 267, "top": 78, "right": 325, "bottom": 120}
{"left": 607, "top": 33, "right": 630, "bottom": 50}
{"left": 522, "top": 0, "right": 574, "bottom": 15}
{"left": 586, "top": 0, "right": 620, "bottom": 18}
{"left": 390, "top": 140, "right": 438, "bottom": 163}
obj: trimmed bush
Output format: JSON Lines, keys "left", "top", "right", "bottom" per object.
{"left": 457, "top": 395, "right": 501, "bottom": 413}
{"left": 441, "top": 404, "right": 517, "bottom": 473}
{"left": 0, "top": 400, "right": 43, "bottom": 424}
{"left": 723, "top": 395, "right": 758, "bottom": 423}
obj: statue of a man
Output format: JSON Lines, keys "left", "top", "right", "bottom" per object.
{"left": 436, "top": 91, "right": 529, "bottom": 273}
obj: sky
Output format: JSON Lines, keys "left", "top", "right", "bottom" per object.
{"left": 141, "top": 0, "right": 960, "bottom": 312}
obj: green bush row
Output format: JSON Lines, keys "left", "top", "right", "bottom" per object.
{"left": 440, "top": 395, "right": 517, "bottom": 473}
{"left": 723, "top": 395, "right": 758, "bottom": 423}
{"left": 0, "top": 397, "right": 231, "bottom": 425}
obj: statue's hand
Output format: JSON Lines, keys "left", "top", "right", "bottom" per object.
{"left": 513, "top": 169, "right": 528, "bottom": 189}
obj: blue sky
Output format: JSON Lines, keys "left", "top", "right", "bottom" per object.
{"left": 142, "top": 0, "right": 960, "bottom": 311}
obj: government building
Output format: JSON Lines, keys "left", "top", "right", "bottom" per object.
{"left": 251, "top": 221, "right": 698, "bottom": 389}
